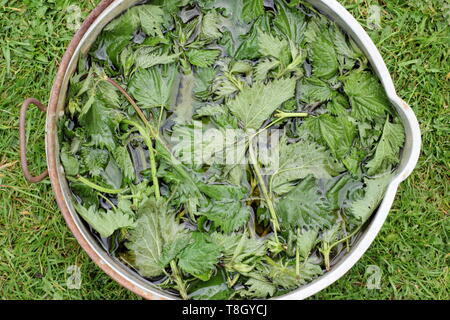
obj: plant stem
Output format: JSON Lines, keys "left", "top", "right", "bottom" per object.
{"left": 274, "top": 111, "right": 309, "bottom": 119}
{"left": 72, "top": 176, "right": 127, "bottom": 194}
{"left": 105, "top": 77, "right": 150, "bottom": 128}
{"left": 170, "top": 261, "right": 188, "bottom": 300}
{"left": 248, "top": 137, "right": 280, "bottom": 244}
{"left": 97, "top": 192, "right": 117, "bottom": 210}
{"left": 121, "top": 119, "right": 160, "bottom": 200}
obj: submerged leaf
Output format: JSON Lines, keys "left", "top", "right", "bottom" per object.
{"left": 128, "top": 65, "right": 179, "bottom": 109}
{"left": 366, "top": 119, "right": 405, "bottom": 175}
{"left": 75, "top": 203, "right": 135, "bottom": 238}
{"left": 126, "top": 198, "right": 190, "bottom": 277}
{"left": 227, "top": 77, "right": 297, "bottom": 130}
{"left": 344, "top": 71, "right": 390, "bottom": 121}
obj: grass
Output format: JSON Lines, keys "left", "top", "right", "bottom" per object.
{"left": 0, "top": 0, "right": 448, "bottom": 300}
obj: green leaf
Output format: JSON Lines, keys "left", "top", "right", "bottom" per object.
{"left": 128, "top": 64, "right": 179, "bottom": 109}
{"left": 112, "top": 146, "right": 135, "bottom": 182}
{"left": 304, "top": 114, "right": 356, "bottom": 159}
{"left": 277, "top": 176, "right": 335, "bottom": 230}
{"left": 344, "top": 71, "right": 390, "bottom": 121}
{"left": 227, "top": 77, "right": 297, "bottom": 130}
{"left": 332, "top": 25, "right": 362, "bottom": 60}
{"left": 134, "top": 48, "right": 179, "bottom": 69}
{"left": 189, "top": 271, "right": 232, "bottom": 300}
{"left": 235, "top": 15, "right": 271, "bottom": 60}
{"left": 299, "top": 78, "right": 334, "bottom": 104}
{"left": 79, "top": 101, "right": 122, "bottom": 150}
{"left": 211, "top": 232, "right": 267, "bottom": 273}
{"left": 366, "top": 119, "right": 405, "bottom": 175}
{"left": 328, "top": 93, "right": 350, "bottom": 116}
{"left": 271, "top": 138, "right": 339, "bottom": 195}
{"left": 60, "top": 144, "right": 79, "bottom": 176}
{"left": 349, "top": 173, "right": 393, "bottom": 223}
{"left": 201, "top": 201, "right": 250, "bottom": 233}
{"left": 186, "top": 49, "right": 221, "bottom": 68}
{"left": 178, "top": 234, "right": 222, "bottom": 281}
{"left": 254, "top": 58, "right": 280, "bottom": 81}
{"left": 309, "top": 31, "right": 339, "bottom": 79}
{"left": 295, "top": 228, "right": 318, "bottom": 259}
{"left": 74, "top": 203, "right": 135, "bottom": 238}
{"left": 136, "top": 5, "right": 165, "bottom": 37}
{"left": 80, "top": 148, "right": 109, "bottom": 177}
{"left": 242, "top": 0, "right": 264, "bottom": 23}
{"left": 101, "top": 157, "right": 123, "bottom": 189}
{"left": 258, "top": 30, "right": 289, "bottom": 60}
{"left": 274, "top": 1, "right": 306, "bottom": 44}
{"left": 194, "top": 67, "right": 216, "bottom": 99}
{"left": 240, "top": 277, "right": 276, "bottom": 299}
{"left": 126, "top": 198, "right": 191, "bottom": 277}
{"left": 201, "top": 10, "right": 223, "bottom": 40}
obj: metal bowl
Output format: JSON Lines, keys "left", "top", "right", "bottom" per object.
{"left": 19, "top": 0, "right": 421, "bottom": 300}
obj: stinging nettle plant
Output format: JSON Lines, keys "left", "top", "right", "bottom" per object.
{"left": 60, "top": 0, "right": 405, "bottom": 299}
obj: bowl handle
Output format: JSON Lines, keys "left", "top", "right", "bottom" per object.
{"left": 19, "top": 98, "right": 49, "bottom": 183}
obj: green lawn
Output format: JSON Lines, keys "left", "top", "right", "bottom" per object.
{"left": 0, "top": 0, "right": 448, "bottom": 300}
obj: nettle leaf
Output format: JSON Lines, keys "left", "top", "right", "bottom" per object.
{"left": 211, "top": 232, "right": 266, "bottom": 273}
{"left": 75, "top": 203, "right": 135, "bottom": 238}
{"left": 242, "top": 0, "right": 264, "bottom": 23}
{"left": 299, "top": 77, "right": 334, "bottom": 104}
{"left": 112, "top": 146, "right": 135, "bottom": 181}
{"left": 60, "top": 144, "right": 79, "bottom": 176}
{"left": 126, "top": 198, "right": 191, "bottom": 277}
{"left": 344, "top": 71, "right": 390, "bottom": 121}
{"left": 80, "top": 147, "right": 109, "bottom": 176}
{"left": 254, "top": 58, "right": 280, "bottom": 81}
{"left": 128, "top": 64, "right": 178, "bottom": 109}
{"left": 328, "top": 93, "right": 350, "bottom": 116}
{"left": 134, "top": 47, "right": 179, "bottom": 69}
{"left": 304, "top": 114, "right": 357, "bottom": 159}
{"left": 295, "top": 229, "right": 318, "bottom": 260}
{"left": 178, "top": 234, "right": 222, "bottom": 281}
{"left": 349, "top": 173, "right": 393, "bottom": 224}
{"left": 201, "top": 10, "right": 223, "bottom": 40}
{"left": 277, "top": 176, "right": 335, "bottom": 230}
{"left": 258, "top": 30, "right": 289, "bottom": 60}
{"left": 366, "top": 119, "right": 405, "bottom": 175}
{"left": 274, "top": 0, "right": 306, "bottom": 44}
{"left": 227, "top": 77, "right": 297, "bottom": 130}
{"left": 309, "top": 31, "right": 339, "bottom": 79}
{"left": 239, "top": 277, "right": 276, "bottom": 299}
{"left": 186, "top": 49, "right": 221, "bottom": 68}
{"left": 331, "top": 25, "right": 362, "bottom": 60}
{"left": 194, "top": 67, "right": 216, "bottom": 99}
{"left": 201, "top": 201, "right": 250, "bottom": 233}
{"left": 79, "top": 101, "right": 122, "bottom": 151}
{"left": 271, "top": 138, "right": 340, "bottom": 195}
{"left": 235, "top": 15, "right": 271, "bottom": 60}
{"left": 136, "top": 5, "right": 165, "bottom": 37}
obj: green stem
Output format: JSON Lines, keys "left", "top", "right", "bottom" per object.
{"left": 97, "top": 192, "right": 117, "bottom": 210}
{"left": 121, "top": 119, "right": 160, "bottom": 200}
{"left": 320, "top": 224, "right": 364, "bottom": 271}
{"left": 170, "top": 261, "right": 188, "bottom": 300}
{"left": 248, "top": 138, "right": 280, "bottom": 243}
{"left": 274, "top": 111, "right": 309, "bottom": 119}
{"left": 72, "top": 176, "right": 127, "bottom": 194}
